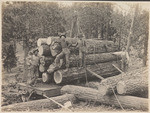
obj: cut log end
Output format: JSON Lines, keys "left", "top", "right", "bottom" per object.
{"left": 54, "top": 71, "right": 63, "bottom": 84}
{"left": 39, "top": 64, "right": 45, "bottom": 72}
{"left": 98, "top": 85, "right": 108, "bottom": 96}
{"left": 38, "top": 46, "right": 44, "bottom": 56}
{"left": 117, "top": 81, "right": 126, "bottom": 95}
{"left": 37, "top": 38, "right": 47, "bottom": 47}
{"left": 42, "top": 73, "right": 52, "bottom": 83}
{"left": 37, "top": 39, "right": 42, "bottom": 47}
{"left": 47, "top": 37, "right": 52, "bottom": 45}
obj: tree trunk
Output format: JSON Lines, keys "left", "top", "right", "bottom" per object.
{"left": 2, "top": 94, "right": 75, "bottom": 111}
{"left": 143, "top": 33, "right": 148, "bottom": 66}
{"left": 23, "top": 38, "right": 29, "bottom": 82}
{"left": 61, "top": 85, "right": 148, "bottom": 111}
{"left": 117, "top": 77, "right": 148, "bottom": 98}
{"left": 54, "top": 61, "right": 120, "bottom": 84}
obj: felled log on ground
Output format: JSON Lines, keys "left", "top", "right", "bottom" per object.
{"left": 61, "top": 85, "right": 148, "bottom": 111}
{"left": 87, "top": 67, "right": 148, "bottom": 96}
{"left": 37, "top": 38, "right": 47, "bottom": 46}
{"left": 117, "top": 77, "right": 148, "bottom": 98}
{"left": 38, "top": 44, "right": 51, "bottom": 56}
{"left": 54, "top": 61, "right": 120, "bottom": 84}
{"left": 46, "top": 37, "right": 118, "bottom": 54}
{"left": 2, "top": 94, "right": 75, "bottom": 111}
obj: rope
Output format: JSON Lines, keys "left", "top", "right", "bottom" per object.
{"left": 43, "top": 94, "right": 73, "bottom": 112}
{"left": 109, "top": 84, "right": 125, "bottom": 110}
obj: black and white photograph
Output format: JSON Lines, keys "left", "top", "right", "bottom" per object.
{"left": 1, "top": 1, "right": 149, "bottom": 112}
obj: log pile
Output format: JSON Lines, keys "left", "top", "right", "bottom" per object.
{"left": 35, "top": 37, "right": 123, "bottom": 83}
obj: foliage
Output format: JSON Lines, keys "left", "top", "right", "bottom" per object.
{"left": 3, "top": 43, "right": 17, "bottom": 72}
{"left": 2, "top": 2, "right": 149, "bottom": 71}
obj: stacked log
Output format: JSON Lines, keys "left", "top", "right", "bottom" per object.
{"left": 61, "top": 85, "right": 148, "bottom": 111}
{"left": 37, "top": 38, "right": 47, "bottom": 47}
{"left": 54, "top": 61, "right": 120, "bottom": 84}
{"left": 35, "top": 36, "right": 122, "bottom": 83}
{"left": 43, "top": 37, "right": 119, "bottom": 54}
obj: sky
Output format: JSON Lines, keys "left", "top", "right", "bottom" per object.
{"left": 58, "top": 2, "right": 150, "bottom": 13}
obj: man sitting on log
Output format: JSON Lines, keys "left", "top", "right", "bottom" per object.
{"left": 26, "top": 48, "right": 40, "bottom": 86}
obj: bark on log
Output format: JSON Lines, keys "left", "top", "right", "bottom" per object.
{"left": 38, "top": 44, "right": 51, "bottom": 56}
{"left": 87, "top": 68, "right": 148, "bottom": 96}
{"left": 37, "top": 38, "right": 47, "bottom": 47}
{"left": 61, "top": 85, "right": 148, "bottom": 111}
{"left": 49, "top": 52, "right": 123, "bottom": 73}
{"left": 68, "top": 52, "right": 123, "bottom": 67}
{"left": 2, "top": 94, "right": 75, "bottom": 111}
{"left": 54, "top": 61, "right": 120, "bottom": 84}
{"left": 117, "top": 77, "right": 148, "bottom": 98}
{"left": 46, "top": 37, "right": 118, "bottom": 54}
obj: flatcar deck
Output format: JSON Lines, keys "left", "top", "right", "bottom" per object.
{"left": 17, "top": 82, "right": 62, "bottom": 97}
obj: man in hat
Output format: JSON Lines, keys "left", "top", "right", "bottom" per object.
{"left": 27, "top": 48, "right": 40, "bottom": 86}
{"left": 54, "top": 34, "right": 70, "bottom": 71}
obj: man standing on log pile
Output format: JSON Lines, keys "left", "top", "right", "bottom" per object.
{"left": 54, "top": 34, "right": 71, "bottom": 72}
{"left": 26, "top": 48, "right": 40, "bottom": 86}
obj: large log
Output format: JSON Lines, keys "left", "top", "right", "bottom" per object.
{"left": 87, "top": 67, "right": 148, "bottom": 96}
{"left": 69, "top": 52, "right": 123, "bottom": 67}
{"left": 38, "top": 44, "right": 51, "bottom": 56}
{"left": 37, "top": 38, "right": 47, "bottom": 46}
{"left": 61, "top": 85, "right": 148, "bottom": 111}
{"left": 117, "top": 77, "right": 148, "bottom": 98}
{"left": 54, "top": 61, "right": 120, "bottom": 84}
{"left": 2, "top": 94, "right": 75, "bottom": 111}
{"left": 49, "top": 52, "right": 124, "bottom": 73}
{"left": 46, "top": 37, "right": 118, "bottom": 54}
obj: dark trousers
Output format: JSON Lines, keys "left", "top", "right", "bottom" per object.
{"left": 55, "top": 48, "right": 70, "bottom": 68}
